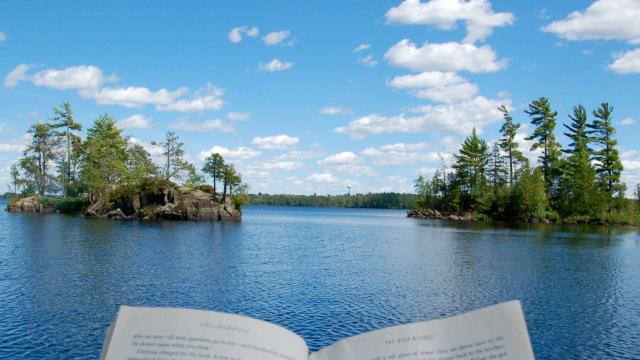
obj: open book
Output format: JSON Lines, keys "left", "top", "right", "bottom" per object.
{"left": 101, "top": 301, "right": 534, "bottom": 360}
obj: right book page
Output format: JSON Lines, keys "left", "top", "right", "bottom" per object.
{"left": 309, "top": 301, "right": 534, "bottom": 360}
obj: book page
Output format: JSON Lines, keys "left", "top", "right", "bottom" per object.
{"left": 101, "top": 306, "right": 308, "bottom": 360}
{"left": 310, "top": 301, "right": 533, "bottom": 360}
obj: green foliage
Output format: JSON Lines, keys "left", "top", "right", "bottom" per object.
{"left": 50, "top": 101, "right": 83, "bottom": 197}
{"left": 183, "top": 163, "right": 206, "bottom": 188}
{"left": 80, "top": 114, "right": 128, "bottom": 198}
{"left": 588, "top": 102, "right": 624, "bottom": 211}
{"left": 412, "top": 98, "right": 634, "bottom": 226}
{"left": 52, "top": 197, "right": 90, "bottom": 214}
{"left": 202, "top": 153, "right": 225, "bottom": 199}
{"left": 248, "top": 193, "right": 417, "bottom": 209}
{"left": 525, "top": 97, "right": 562, "bottom": 194}
{"left": 125, "top": 143, "right": 157, "bottom": 184}
{"left": 498, "top": 104, "right": 525, "bottom": 186}
{"left": 20, "top": 122, "right": 58, "bottom": 196}
{"left": 152, "top": 131, "right": 191, "bottom": 183}
{"left": 453, "top": 128, "right": 490, "bottom": 211}
{"left": 510, "top": 167, "right": 549, "bottom": 222}
{"left": 559, "top": 105, "right": 600, "bottom": 216}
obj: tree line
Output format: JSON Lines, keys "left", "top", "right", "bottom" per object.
{"left": 6, "top": 101, "right": 245, "bottom": 208}
{"left": 247, "top": 192, "right": 417, "bottom": 209}
{"left": 414, "top": 97, "right": 640, "bottom": 225}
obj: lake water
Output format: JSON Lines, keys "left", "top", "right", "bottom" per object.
{"left": 1, "top": 201, "right": 639, "bottom": 359}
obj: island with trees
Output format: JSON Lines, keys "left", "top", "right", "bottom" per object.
{"left": 410, "top": 98, "right": 640, "bottom": 226}
{"left": 5, "top": 102, "right": 246, "bottom": 221}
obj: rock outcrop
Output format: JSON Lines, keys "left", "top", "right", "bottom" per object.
{"left": 84, "top": 185, "right": 241, "bottom": 221}
{"left": 6, "top": 195, "right": 55, "bottom": 213}
{"left": 407, "top": 208, "right": 478, "bottom": 221}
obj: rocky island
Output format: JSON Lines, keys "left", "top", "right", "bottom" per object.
{"left": 5, "top": 102, "right": 245, "bottom": 222}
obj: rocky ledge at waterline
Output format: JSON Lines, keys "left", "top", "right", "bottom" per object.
{"left": 6, "top": 186, "right": 241, "bottom": 221}
{"left": 407, "top": 208, "right": 478, "bottom": 221}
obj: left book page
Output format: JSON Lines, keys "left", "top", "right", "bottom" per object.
{"left": 101, "top": 306, "right": 308, "bottom": 360}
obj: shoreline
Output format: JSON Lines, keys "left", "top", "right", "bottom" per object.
{"left": 407, "top": 208, "right": 640, "bottom": 228}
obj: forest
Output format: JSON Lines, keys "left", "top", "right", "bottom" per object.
{"left": 5, "top": 102, "right": 245, "bottom": 212}
{"left": 413, "top": 98, "right": 640, "bottom": 225}
{"left": 247, "top": 192, "right": 417, "bottom": 209}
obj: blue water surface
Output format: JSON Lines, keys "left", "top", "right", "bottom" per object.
{"left": 1, "top": 202, "right": 640, "bottom": 359}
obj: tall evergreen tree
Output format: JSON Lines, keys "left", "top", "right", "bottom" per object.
{"left": 453, "top": 128, "right": 490, "bottom": 211}
{"left": 525, "top": 97, "right": 562, "bottom": 194}
{"left": 50, "top": 101, "right": 82, "bottom": 197}
{"left": 561, "top": 105, "right": 598, "bottom": 215}
{"left": 20, "top": 122, "right": 58, "bottom": 196}
{"left": 497, "top": 105, "right": 523, "bottom": 186}
{"left": 488, "top": 143, "right": 507, "bottom": 188}
{"left": 202, "top": 153, "right": 225, "bottom": 199}
{"left": 588, "top": 102, "right": 624, "bottom": 210}
{"left": 81, "top": 115, "right": 128, "bottom": 199}
{"left": 152, "top": 131, "right": 189, "bottom": 183}
{"left": 221, "top": 164, "right": 240, "bottom": 202}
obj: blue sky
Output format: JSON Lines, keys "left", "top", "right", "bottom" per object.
{"left": 1, "top": 0, "right": 639, "bottom": 195}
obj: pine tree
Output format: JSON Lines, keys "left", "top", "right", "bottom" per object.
{"left": 221, "top": 164, "right": 240, "bottom": 202}
{"left": 202, "top": 153, "right": 225, "bottom": 200}
{"left": 525, "top": 97, "right": 562, "bottom": 194}
{"left": 587, "top": 102, "right": 624, "bottom": 211}
{"left": 50, "top": 101, "right": 82, "bottom": 197}
{"left": 81, "top": 115, "right": 128, "bottom": 200}
{"left": 561, "top": 105, "right": 598, "bottom": 215}
{"left": 20, "top": 122, "right": 58, "bottom": 196}
{"left": 152, "top": 131, "right": 190, "bottom": 183}
{"left": 511, "top": 167, "right": 548, "bottom": 222}
{"left": 498, "top": 105, "right": 523, "bottom": 186}
{"left": 488, "top": 143, "right": 508, "bottom": 188}
{"left": 453, "top": 128, "right": 490, "bottom": 211}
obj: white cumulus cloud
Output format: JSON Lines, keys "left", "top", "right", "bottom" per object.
{"left": 259, "top": 59, "right": 294, "bottom": 72}
{"left": 542, "top": 0, "right": 640, "bottom": 44}
{"left": 353, "top": 43, "right": 371, "bottom": 52}
{"left": 90, "top": 86, "right": 188, "bottom": 108}
{"left": 170, "top": 119, "right": 234, "bottom": 132}
{"left": 319, "top": 151, "right": 359, "bottom": 165}
{"left": 117, "top": 114, "right": 152, "bottom": 129}
{"left": 156, "top": 84, "right": 224, "bottom": 112}
{"left": 609, "top": 49, "right": 640, "bottom": 74}
{"left": 227, "top": 112, "right": 251, "bottom": 121}
{"left": 359, "top": 54, "right": 378, "bottom": 67}
{"left": 0, "top": 32, "right": 6, "bottom": 43}
{"left": 308, "top": 172, "right": 336, "bottom": 183}
{"left": 385, "top": 39, "right": 506, "bottom": 73}
{"left": 321, "top": 106, "right": 350, "bottom": 115}
{"left": 618, "top": 117, "right": 637, "bottom": 125}
{"left": 362, "top": 144, "right": 440, "bottom": 165}
{"left": 262, "top": 30, "right": 291, "bottom": 46}
{"left": 335, "top": 95, "right": 510, "bottom": 139}
{"left": 228, "top": 26, "right": 260, "bottom": 43}
{"left": 252, "top": 134, "right": 300, "bottom": 149}
{"left": 199, "top": 146, "right": 261, "bottom": 161}
{"left": 4, "top": 65, "right": 226, "bottom": 113}
{"left": 386, "top": 0, "right": 514, "bottom": 43}
{"left": 4, "top": 64, "right": 111, "bottom": 90}
{"left": 387, "top": 71, "right": 479, "bottom": 102}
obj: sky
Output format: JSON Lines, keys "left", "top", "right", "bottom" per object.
{"left": 1, "top": 0, "right": 639, "bottom": 195}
